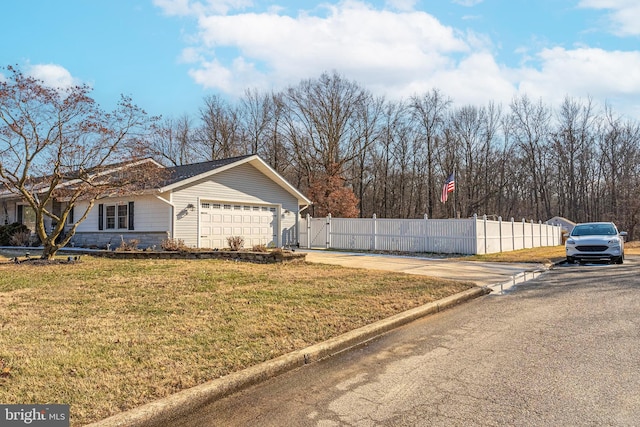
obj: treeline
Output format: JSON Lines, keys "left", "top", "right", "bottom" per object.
{"left": 150, "top": 71, "right": 640, "bottom": 238}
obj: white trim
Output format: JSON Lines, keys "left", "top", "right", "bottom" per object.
{"left": 197, "top": 196, "right": 201, "bottom": 249}
{"left": 155, "top": 195, "right": 175, "bottom": 239}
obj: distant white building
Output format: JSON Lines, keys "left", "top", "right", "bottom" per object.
{"left": 547, "top": 216, "right": 576, "bottom": 235}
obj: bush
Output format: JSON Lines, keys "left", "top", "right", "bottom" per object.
{"left": 116, "top": 237, "right": 139, "bottom": 252}
{"left": 161, "top": 238, "right": 188, "bottom": 251}
{"left": 226, "top": 236, "right": 244, "bottom": 251}
{"left": 0, "top": 223, "right": 30, "bottom": 246}
{"left": 9, "top": 230, "right": 31, "bottom": 246}
{"left": 252, "top": 244, "right": 268, "bottom": 252}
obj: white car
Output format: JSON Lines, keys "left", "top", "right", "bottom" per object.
{"left": 565, "top": 222, "right": 627, "bottom": 264}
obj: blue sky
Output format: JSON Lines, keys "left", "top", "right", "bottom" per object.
{"left": 2, "top": 0, "right": 639, "bottom": 120}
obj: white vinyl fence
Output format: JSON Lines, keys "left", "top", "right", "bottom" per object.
{"left": 299, "top": 214, "right": 563, "bottom": 255}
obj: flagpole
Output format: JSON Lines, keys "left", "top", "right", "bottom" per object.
{"left": 453, "top": 168, "right": 457, "bottom": 219}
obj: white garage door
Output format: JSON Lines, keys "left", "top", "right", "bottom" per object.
{"left": 199, "top": 202, "right": 277, "bottom": 249}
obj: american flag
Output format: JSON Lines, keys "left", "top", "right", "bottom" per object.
{"left": 441, "top": 172, "right": 455, "bottom": 203}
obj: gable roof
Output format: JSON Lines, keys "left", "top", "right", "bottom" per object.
{"left": 0, "top": 157, "right": 164, "bottom": 199}
{"left": 0, "top": 155, "right": 311, "bottom": 207}
{"left": 159, "top": 155, "right": 311, "bottom": 206}
{"left": 161, "top": 155, "right": 253, "bottom": 187}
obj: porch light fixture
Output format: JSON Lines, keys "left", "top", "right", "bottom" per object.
{"left": 186, "top": 203, "right": 195, "bottom": 211}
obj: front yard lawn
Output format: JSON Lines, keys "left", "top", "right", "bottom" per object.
{"left": 0, "top": 254, "right": 474, "bottom": 426}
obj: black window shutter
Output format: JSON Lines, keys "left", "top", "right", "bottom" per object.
{"left": 128, "top": 201, "right": 134, "bottom": 230}
{"left": 17, "top": 205, "right": 23, "bottom": 223}
{"left": 98, "top": 204, "right": 104, "bottom": 230}
{"left": 69, "top": 206, "right": 74, "bottom": 224}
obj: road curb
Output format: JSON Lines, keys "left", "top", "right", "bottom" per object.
{"left": 86, "top": 286, "right": 490, "bottom": 427}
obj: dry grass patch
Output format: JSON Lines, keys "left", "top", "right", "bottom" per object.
{"left": 466, "top": 245, "right": 566, "bottom": 263}
{"left": 0, "top": 255, "right": 473, "bottom": 426}
{"left": 625, "top": 240, "right": 640, "bottom": 255}
{"left": 468, "top": 241, "right": 640, "bottom": 263}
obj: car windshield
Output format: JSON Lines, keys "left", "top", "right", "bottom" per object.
{"left": 571, "top": 224, "right": 617, "bottom": 236}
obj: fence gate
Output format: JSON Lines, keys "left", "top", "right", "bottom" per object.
{"left": 304, "top": 216, "right": 330, "bottom": 248}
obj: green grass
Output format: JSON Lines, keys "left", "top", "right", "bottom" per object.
{"left": 0, "top": 254, "right": 473, "bottom": 426}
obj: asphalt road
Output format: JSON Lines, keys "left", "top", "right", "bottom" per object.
{"left": 175, "top": 256, "right": 640, "bottom": 426}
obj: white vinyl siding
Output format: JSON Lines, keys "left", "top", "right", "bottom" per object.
{"left": 74, "top": 194, "right": 172, "bottom": 233}
{"left": 172, "top": 163, "right": 299, "bottom": 248}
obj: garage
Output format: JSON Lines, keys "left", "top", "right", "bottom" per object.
{"left": 199, "top": 201, "right": 278, "bottom": 249}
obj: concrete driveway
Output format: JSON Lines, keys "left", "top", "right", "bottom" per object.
{"left": 300, "top": 249, "right": 548, "bottom": 289}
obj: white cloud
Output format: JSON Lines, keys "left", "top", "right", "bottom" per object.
{"left": 384, "top": 0, "right": 417, "bottom": 12}
{"left": 186, "top": 1, "right": 472, "bottom": 97}
{"left": 153, "top": 0, "right": 253, "bottom": 16}
{"left": 514, "top": 47, "right": 640, "bottom": 117}
{"left": 27, "top": 64, "right": 80, "bottom": 89}
{"left": 155, "top": 0, "right": 640, "bottom": 119}
{"left": 578, "top": 0, "right": 640, "bottom": 36}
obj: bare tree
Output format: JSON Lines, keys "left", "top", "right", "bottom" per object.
{"left": 148, "top": 71, "right": 640, "bottom": 234}
{"left": 195, "top": 95, "right": 243, "bottom": 160}
{"left": 508, "top": 95, "right": 553, "bottom": 219}
{"left": 283, "top": 71, "right": 370, "bottom": 178}
{"left": 349, "top": 95, "right": 385, "bottom": 217}
{"left": 597, "top": 106, "right": 640, "bottom": 232}
{"left": 240, "top": 88, "right": 273, "bottom": 155}
{"left": 551, "top": 96, "right": 597, "bottom": 221}
{"left": 0, "top": 65, "right": 162, "bottom": 259}
{"left": 150, "top": 115, "right": 198, "bottom": 166}
{"left": 410, "top": 89, "right": 452, "bottom": 218}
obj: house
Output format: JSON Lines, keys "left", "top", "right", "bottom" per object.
{"left": 0, "top": 155, "right": 312, "bottom": 250}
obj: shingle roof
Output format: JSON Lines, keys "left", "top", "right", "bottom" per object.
{"left": 160, "top": 155, "right": 253, "bottom": 187}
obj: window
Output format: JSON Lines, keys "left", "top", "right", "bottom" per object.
{"left": 212, "top": 203, "right": 221, "bottom": 209}
{"left": 201, "top": 202, "right": 210, "bottom": 209}
{"left": 105, "top": 206, "right": 116, "bottom": 229}
{"left": 117, "top": 205, "right": 128, "bottom": 229}
{"left": 99, "top": 202, "right": 134, "bottom": 231}
{"left": 18, "top": 205, "right": 36, "bottom": 232}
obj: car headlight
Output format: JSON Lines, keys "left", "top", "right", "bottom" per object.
{"left": 566, "top": 239, "right": 575, "bottom": 245}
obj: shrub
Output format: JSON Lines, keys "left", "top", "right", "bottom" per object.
{"left": 252, "top": 244, "right": 268, "bottom": 252}
{"left": 0, "top": 223, "right": 30, "bottom": 246}
{"left": 226, "top": 236, "right": 244, "bottom": 251}
{"left": 116, "top": 237, "right": 139, "bottom": 252}
{"left": 9, "top": 230, "right": 31, "bottom": 246}
{"left": 161, "top": 238, "right": 188, "bottom": 251}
